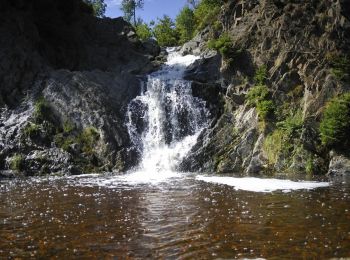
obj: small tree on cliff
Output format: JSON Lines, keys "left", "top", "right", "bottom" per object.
{"left": 121, "top": 0, "right": 144, "bottom": 26}
{"left": 83, "top": 0, "right": 107, "bottom": 17}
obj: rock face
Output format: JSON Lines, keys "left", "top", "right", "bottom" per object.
{"left": 181, "top": 0, "right": 350, "bottom": 175}
{"left": 0, "top": 0, "right": 160, "bottom": 176}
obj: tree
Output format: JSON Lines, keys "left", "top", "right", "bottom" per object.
{"left": 193, "top": 0, "right": 223, "bottom": 31}
{"left": 153, "top": 15, "right": 179, "bottom": 46}
{"left": 83, "top": 0, "right": 107, "bottom": 17}
{"left": 120, "top": 0, "right": 144, "bottom": 26}
{"left": 187, "top": 0, "right": 199, "bottom": 9}
{"left": 135, "top": 19, "right": 153, "bottom": 41}
{"left": 176, "top": 6, "right": 195, "bottom": 44}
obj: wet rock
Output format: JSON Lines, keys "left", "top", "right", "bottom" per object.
{"left": 184, "top": 51, "right": 221, "bottom": 84}
{"left": 0, "top": 0, "right": 160, "bottom": 176}
{"left": 142, "top": 39, "right": 161, "bottom": 57}
{"left": 24, "top": 148, "right": 76, "bottom": 176}
{"left": 328, "top": 151, "right": 350, "bottom": 176}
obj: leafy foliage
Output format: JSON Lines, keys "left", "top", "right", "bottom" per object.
{"left": 320, "top": 93, "right": 350, "bottom": 149}
{"left": 135, "top": 22, "right": 153, "bottom": 41}
{"left": 329, "top": 55, "right": 350, "bottom": 81}
{"left": 153, "top": 15, "right": 179, "bottom": 46}
{"left": 23, "top": 123, "right": 41, "bottom": 139}
{"left": 83, "top": 0, "right": 106, "bottom": 17}
{"left": 246, "top": 85, "right": 269, "bottom": 106}
{"left": 176, "top": 6, "right": 195, "bottom": 44}
{"left": 254, "top": 65, "right": 268, "bottom": 85}
{"left": 34, "top": 97, "right": 52, "bottom": 123}
{"left": 246, "top": 85, "right": 275, "bottom": 120}
{"left": 121, "top": 0, "right": 144, "bottom": 25}
{"left": 9, "top": 154, "right": 24, "bottom": 171}
{"left": 276, "top": 109, "right": 303, "bottom": 138}
{"left": 207, "top": 34, "right": 235, "bottom": 57}
{"left": 263, "top": 129, "right": 284, "bottom": 165}
{"left": 194, "top": 0, "right": 222, "bottom": 31}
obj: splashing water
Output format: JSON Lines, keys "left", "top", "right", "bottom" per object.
{"left": 126, "top": 48, "right": 209, "bottom": 179}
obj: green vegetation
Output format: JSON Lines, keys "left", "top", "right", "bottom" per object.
{"left": 246, "top": 85, "right": 275, "bottom": 120}
{"left": 54, "top": 125, "right": 100, "bottom": 155}
{"left": 193, "top": 0, "right": 222, "bottom": 32}
{"left": 130, "top": 0, "right": 223, "bottom": 46}
{"left": 176, "top": 6, "right": 195, "bottom": 44}
{"left": 23, "top": 123, "right": 41, "bottom": 139}
{"left": 276, "top": 109, "right": 303, "bottom": 137}
{"left": 254, "top": 65, "right": 268, "bottom": 85}
{"left": 121, "top": 0, "right": 144, "bottom": 25}
{"left": 305, "top": 156, "right": 315, "bottom": 175}
{"left": 328, "top": 55, "right": 350, "bottom": 81}
{"left": 320, "top": 93, "right": 350, "bottom": 149}
{"left": 263, "top": 129, "right": 284, "bottom": 165}
{"left": 207, "top": 34, "right": 235, "bottom": 57}
{"left": 256, "top": 100, "right": 275, "bottom": 120}
{"left": 246, "top": 85, "right": 269, "bottom": 106}
{"left": 135, "top": 22, "right": 153, "bottom": 41}
{"left": 153, "top": 15, "right": 179, "bottom": 46}
{"left": 83, "top": 0, "right": 107, "bottom": 17}
{"left": 9, "top": 154, "right": 24, "bottom": 171}
{"left": 33, "top": 97, "right": 56, "bottom": 124}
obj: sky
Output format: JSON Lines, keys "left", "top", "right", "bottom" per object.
{"left": 105, "top": 0, "right": 188, "bottom": 23}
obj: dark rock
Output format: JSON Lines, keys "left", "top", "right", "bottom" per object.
{"left": 181, "top": 0, "right": 350, "bottom": 176}
{"left": 328, "top": 151, "right": 350, "bottom": 176}
{"left": 184, "top": 51, "right": 221, "bottom": 83}
{"left": 0, "top": 0, "right": 160, "bottom": 176}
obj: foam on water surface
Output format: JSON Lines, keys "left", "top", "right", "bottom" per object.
{"left": 196, "top": 176, "right": 330, "bottom": 192}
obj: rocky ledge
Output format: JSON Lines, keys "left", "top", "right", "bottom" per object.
{"left": 180, "top": 0, "right": 350, "bottom": 176}
{"left": 0, "top": 0, "right": 161, "bottom": 177}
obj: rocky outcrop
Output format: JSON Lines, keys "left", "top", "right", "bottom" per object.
{"left": 0, "top": 0, "right": 160, "bottom": 176}
{"left": 181, "top": 0, "right": 350, "bottom": 175}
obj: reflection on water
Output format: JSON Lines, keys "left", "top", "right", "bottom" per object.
{"left": 0, "top": 174, "right": 350, "bottom": 258}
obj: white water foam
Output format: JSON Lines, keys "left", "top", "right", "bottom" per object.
{"left": 196, "top": 176, "right": 330, "bottom": 193}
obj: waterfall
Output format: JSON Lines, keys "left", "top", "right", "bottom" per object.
{"left": 126, "top": 48, "right": 210, "bottom": 174}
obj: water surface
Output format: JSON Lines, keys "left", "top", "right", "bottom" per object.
{"left": 1, "top": 174, "right": 349, "bottom": 259}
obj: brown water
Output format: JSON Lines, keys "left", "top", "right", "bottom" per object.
{"left": 0, "top": 173, "right": 349, "bottom": 259}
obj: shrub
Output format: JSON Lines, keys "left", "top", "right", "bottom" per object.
{"left": 320, "top": 93, "right": 350, "bottom": 149}
{"left": 135, "top": 23, "right": 153, "bottom": 41}
{"left": 328, "top": 55, "right": 350, "bottom": 81}
{"left": 246, "top": 85, "right": 275, "bottom": 120}
{"left": 9, "top": 154, "right": 24, "bottom": 171}
{"left": 256, "top": 100, "right": 275, "bottom": 120}
{"left": 277, "top": 109, "right": 303, "bottom": 138}
{"left": 254, "top": 65, "right": 268, "bottom": 85}
{"left": 263, "top": 129, "right": 284, "bottom": 165}
{"left": 34, "top": 97, "right": 52, "bottom": 123}
{"left": 246, "top": 85, "right": 269, "bottom": 106}
{"left": 207, "top": 34, "right": 236, "bottom": 58}
{"left": 23, "top": 123, "right": 41, "bottom": 139}
{"left": 78, "top": 127, "right": 100, "bottom": 154}
{"left": 63, "top": 121, "right": 76, "bottom": 134}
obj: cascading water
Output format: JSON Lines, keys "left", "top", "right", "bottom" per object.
{"left": 126, "top": 48, "right": 210, "bottom": 176}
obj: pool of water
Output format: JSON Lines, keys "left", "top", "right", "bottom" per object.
{"left": 0, "top": 173, "right": 349, "bottom": 259}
